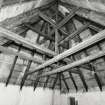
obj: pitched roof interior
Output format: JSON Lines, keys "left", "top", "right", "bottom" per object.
{"left": 0, "top": 0, "right": 105, "bottom": 94}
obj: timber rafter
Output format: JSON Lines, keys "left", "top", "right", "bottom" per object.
{"left": 1, "top": 0, "right": 105, "bottom": 93}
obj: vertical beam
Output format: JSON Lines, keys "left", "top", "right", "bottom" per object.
{"left": 52, "top": 73, "right": 59, "bottom": 90}
{"left": 54, "top": 1, "right": 59, "bottom": 54}
{"left": 33, "top": 69, "right": 43, "bottom": 90}
{"left": 86, "top": 26, "right": 103, "bottom": 91}
{"left": 44, "top": 76, "right": 50, "bottom": 88}
{"left": 72, "top": 56, "right": 88, "bottom": 91}
{"left": 65, "top": 19, "right": 78, "bottom": 92}
{"left": 61, "top": 73, "right": 69, "bottom": 92}
{"left": 52, "top": 3, "right": 60, "bottom": 91}
{"left": 78, "top": 69, "right": 88, "bottom": 92}
{"left": 33, "top": 54, "right": 46, "bottom": 91}
{"left": 90, "top": 64, "right": 103, "bottom": 91}
{"left": 40, "top": 21, "right": 46, "bottom": 31}
{"left": 84, "top": 50, "right": 103, "bottom": 91}
{"left": 58, "top": 73, "right": 61, "bottom": 92}
{"left": 6, "top": 45, "right": 21, "bottom": 86}
{"left": 69, "top": 72, "right": 78, "bottom": 92}
{"left": 20, "top": 51, "right": 34, "bottom": 90}
{"left": 55, "top": 29, "right": 59, "bottom": 53}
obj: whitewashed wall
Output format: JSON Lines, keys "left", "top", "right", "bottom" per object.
{"left": 0, "top": 83, "right": 67, "bottom": 105}
{"left": 68, "top": 91, "right": 105, "bottom": 105}
{"left": 61, "top": 0, "right": 105, "bottom": 13}
{"left": 0, "top": 0, "right": 54, "bottom": 22}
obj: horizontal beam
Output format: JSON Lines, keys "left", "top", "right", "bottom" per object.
{"left": 39, "top": 50, "right": 105, "bottom": 77}
{"left": 0, "top": 0, "right": 56, "bottom": 30}
{"left": 0, "top": 45, "right": 44, "bottom": 64}
{"left": 59, "top": 23, "right": 90, "bottom": 45}
{"left": 38, "top": 11, "right": 76, "bottom": 37}
{"left": 59, "top": 1, "right": 105, "bottom": 26}
{"left": 0, "top": 45, "right": 78, "bottom": 77}
{"left": 0, "top": 46, "right": 78, "bottom": 75}
{"left": 38, "top": 11, "right": 56, "bottom": 27}
{"left": 56, "top": 8, "right": 79, "bottom": 29}
{"left": 89, "top": 25, "right": 102, "bottom": 32}
{"left": 24, "top": 23, "right": 55, "bottom": 41}
{"left": 38, "top": 12, "right": 68, "bottom": 37}
{"left": 27, "top": 29, "right": 105, "bottom": 75}
{"left": 0, "top": 27, "right": 56, "bottom": 57}
{"left": 24, "top": 23, "right": 68, "bottom": 49}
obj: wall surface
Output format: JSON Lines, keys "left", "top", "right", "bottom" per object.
{"left": 68, "top": 91, "right": 105, "bottom": 105}
{"left": 0, "top": 83, "right": 53, "bottom": 105}
{"left": 0, "top": 0, "right": 54, "bottom": 22}
{"left": 0, "top": 83, "right": 67, "bottom": 105}
{"left": 61, "top": 0, "right": 105, "bottom": 13}
{"left": 0, "top": 83, "right": 105, "bottom": 105}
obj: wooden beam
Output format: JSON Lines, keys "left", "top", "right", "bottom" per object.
{"left": 0, "top": 27, "right": 56, "bottom": 57}
{"left": 68, "top": 72, "right": 78, "bottom": 91}
{"left": 52, "top": 73, "right": 59, "bottom": 90}
{"left": 59, "top": 23, "right": 90, "bottom": 45}
{"left": 24, "top": 23, "right": 55, "bottom": 41}
{"left": 20, "top": 51, "right": 34, "bottom": 90}
{"left": 33, "top": 69, "right": 44, "bottom": 91}
{"left": 58, "top": 73, "right": 61, "bottom": 92}
{"left": 0, "top": 45, "right": 44, "bottom": 64}
{"left": 65, "top": 18, "right": 76, "bottom": 34}
{"left": 2, "top": 26, "right": 29, "bottom": 48}
{"left": 39, "top": 12, "right": 56, "bottom": 27}
{"left": 24, "top": 23, "right": 68, "bottom": 49}
{"left": 61, "top": 73, "right": 69, "bottom": 92}
{"left": 2, "top": 40, "right": 14, "bottom": 47}
{"left": 91, "top": 64, "right": 103, "bottom": 91}
{"left": 38, "top": 50, "right": 105, "bottom": 77}
{"left": 55, "top": 29, "right": 59, "bottom": 54}
{"left": 72, "top": 55, "right": 88, "bottom": 92}
{"left": 84, "top": 45, "right": 103, "bottom": 91}
{"left": 27, "top": 29, "right": 105, "bottom": 75}
{"left": 80, "top": 64, "right": 91, "bottom": 70}
{"left": 56, "top": 8, "right": 79, "bottom": 29}
{"left": 43, "top": 76, "right": 50, "bottom": 88}
{"left": 38, "top": 0, "right": 57, "bottom": 11}
{"left": 39, "top": 11, "right": 81, "bottom": 39}
{"left": 6, "top": 46, "right": 21, "bottom": 86}
{"left": 38, "top": 11, "right": 76, "bottom": 37}
{"left": 0, "top": 0, "right": 56, "bottom": 31}
{"left": 33, "top": 54, "right": 47, "bottom": 91}
{"left": 59, "top": 1, "right": 105, "bottom": 26}
{"left": 89, "top": 25, "right": 102, "bottom": 32}
{"left": 78, "top": 69, "right": 88, "bottom": 91}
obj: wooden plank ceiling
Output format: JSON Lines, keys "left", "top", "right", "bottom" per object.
{"left": 0, "top": 0, "right": 105, "bottom": 94}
